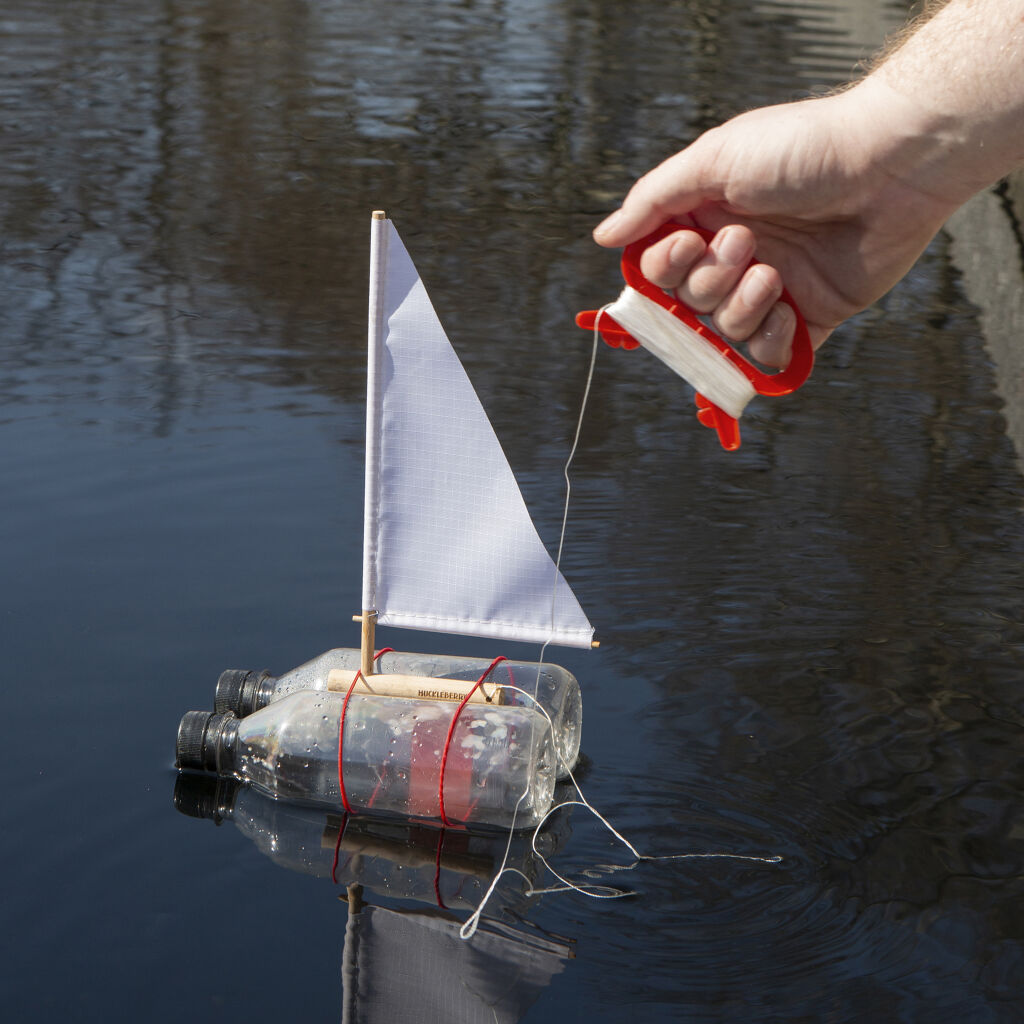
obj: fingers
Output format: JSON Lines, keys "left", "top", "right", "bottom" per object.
{"left": 712, "top": 262, "right": 781, "bottom": 341}
{"left": 678, "top": 227, "right": 757, "bottom": 314}
{"left": 746, "top": 303, "right": 796, "bottom": 368}
{"left": 634, "top": 226, "right": 797, "bottom": 368}
{"left": 638, "top": 229, "right": 707, "bottom": 289}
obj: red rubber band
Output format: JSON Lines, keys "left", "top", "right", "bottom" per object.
{"left": 337, "top": 669, "right": 363, "bottom": 814}
{"left": 438, "top": 656, "right": 507, "bottom": 826}
{"left": 336, "top": 648, "right": 394, "bottom": 815}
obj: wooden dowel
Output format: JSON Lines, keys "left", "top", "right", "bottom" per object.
{"left": 327, "top": 668, "right": 504, "bottom": 705}
{"left": 358, "top": 610, "right": 377, "bottom": 678}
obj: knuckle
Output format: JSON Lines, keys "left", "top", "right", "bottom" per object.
{"left": 712, "top": 305, "right": 755, "bottom": 342}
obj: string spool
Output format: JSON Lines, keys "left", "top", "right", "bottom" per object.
{"left": 576, "top": 222, "right": 814, "bottom": 450}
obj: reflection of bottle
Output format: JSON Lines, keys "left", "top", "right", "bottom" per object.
{"left": 214, "top": 649, "right": 582, "bottom": 777}
{"left": 173, "top": 774, "right": 570, "bottom": 912}
{"left": 177, "top": 688, "right": 557, "bottom": 830}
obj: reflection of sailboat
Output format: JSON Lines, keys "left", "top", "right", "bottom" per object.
{"left": 340, "top": 893, "right": 573, "bottom": 1024}
{"left": 173, "top": 773, "right": 573, "bottom": 914}
{"left": 174, "top": 775, "right": 575, "bottom": 1021}
{"left": 346, "top": 211, "right": 594, "bottom": 688}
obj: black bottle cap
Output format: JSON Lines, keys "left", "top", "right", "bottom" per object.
{"left": 173, "top": 773, "right": 239, "bottom": 821}
{"left": 176, "top": 710, "right": 231, "bottom": 771}
{"left": 214, "top": 668, "right": 275, "bottom": 716}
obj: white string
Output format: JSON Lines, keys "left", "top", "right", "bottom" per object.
{"left": 460, "top": 684, "right": 782, "bottom": 939}
{"left": 537, "top": 311, "right": 601, "bottom": 673}
{"left": 606, "top": 286, "right": 756, "bottom": 419}
{"left": 460, "top": 313, "right": 779, "bottom": 940}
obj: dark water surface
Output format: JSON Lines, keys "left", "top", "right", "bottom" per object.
{"left": 4, "top": 1, "right": 1024, "bottom": 1021}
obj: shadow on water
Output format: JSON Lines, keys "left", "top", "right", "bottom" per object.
{"left": 4, "top": 1, "right": 1024, "bottom": 1021}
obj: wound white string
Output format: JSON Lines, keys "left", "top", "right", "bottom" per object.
{"left": 459, "top": 312, "right": 780, "bottom": 941}
{"left": 606, "top": 286, "right": 756, "bottom": 419}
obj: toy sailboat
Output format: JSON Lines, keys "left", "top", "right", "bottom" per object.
{"left": 175, "top": 219, "right": 592, "bottom": 830}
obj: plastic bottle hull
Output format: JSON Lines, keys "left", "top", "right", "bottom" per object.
{"left": 178, "top": 689, "right": 557, "bottom": 831}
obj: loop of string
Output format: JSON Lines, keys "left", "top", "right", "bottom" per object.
{"left": 438, "top": 655, "right": 507, "bottom": 826}
{"left": 337, "top": 648, "right": 392, "bottom": 815}
{"left": 337, "top": 649, "right": 509, "bottom": 825}
{"left": 460, "top": 685, "right": 781, "bottom": 940}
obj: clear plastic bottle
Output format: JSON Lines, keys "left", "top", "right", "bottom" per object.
{"left": 214, "top": 648, "right": 583, "bottom": 778}
{"left": 177, "top": 688, "right": 557, "bottom": 830}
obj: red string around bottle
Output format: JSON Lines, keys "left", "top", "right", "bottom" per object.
{"left": 337, "top": 650, "right": 508, "bottom": 826}
{"left": 438, "top": 655, "right": 507, "bottom": 827}
{"left": 337, "top": 648, "right": 393, "bottom": 814}
{"left": 337, "top": 669, "right": 363, "bottom": 814}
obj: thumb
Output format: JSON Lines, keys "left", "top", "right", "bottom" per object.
{"left": 593, "top": 144, "right": 721, "bottom": 248}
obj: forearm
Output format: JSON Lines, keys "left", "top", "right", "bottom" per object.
{"left": 860, "top": 0, "right": 1024, "bottom": 205}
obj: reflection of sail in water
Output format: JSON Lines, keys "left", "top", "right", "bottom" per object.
{"left": 341, "top": 897, "right": 572, "bottom": 1024}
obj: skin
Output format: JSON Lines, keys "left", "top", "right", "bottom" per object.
{"left": 593, "top": 0, "right": 1024, "bottom": 368}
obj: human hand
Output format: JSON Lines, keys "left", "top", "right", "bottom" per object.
{"left": 593, "top": 83, "right": 959, "bottom": 366}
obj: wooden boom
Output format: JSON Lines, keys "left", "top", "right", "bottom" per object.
{"left": 327, "top": 668, "right": 506, "bottom": 706}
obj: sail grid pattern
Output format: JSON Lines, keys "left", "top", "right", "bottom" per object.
{"left": 362, "top": 221, "right": 594, "bottom": 649}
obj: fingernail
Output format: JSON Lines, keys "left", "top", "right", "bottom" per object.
{"left": 739, "top": 266, "right": 778, "bottom": 309}
{"left": 594, "top": 209, "right": 622, "bottom": 239}
{"left": 712, "top": 227, "right": 753, "bottom": 266}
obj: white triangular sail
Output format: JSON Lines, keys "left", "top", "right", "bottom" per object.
{"left": 361, "top": 217, "right": 594, "bottom": 649}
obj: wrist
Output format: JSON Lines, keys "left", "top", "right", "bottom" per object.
{"left": 853, "top": 0, "right": 1024, "bottom": 205}
{"left": 837, "top": 76, "right": 998, "bottom": 214}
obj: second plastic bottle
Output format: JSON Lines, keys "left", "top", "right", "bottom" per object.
{"left": 214, "top": 648, "right": 583, "bottom": 778}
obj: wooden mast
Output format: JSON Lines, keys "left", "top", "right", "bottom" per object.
{"left": 360, "top": 209, "right": 387, "bottom": 678}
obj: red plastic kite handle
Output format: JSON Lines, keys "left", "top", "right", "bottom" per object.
{"left": 576, "top": 224, "right": 813, "bottom": 450}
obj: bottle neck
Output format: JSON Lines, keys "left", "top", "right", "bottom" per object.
{"left": 248, "top": 673, "right": 277, "bottom": 714}
{"left": 212, "top": 715, "right": 240, "bottom": 776}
